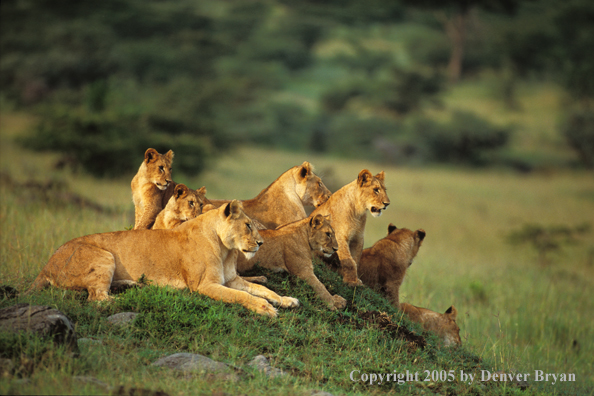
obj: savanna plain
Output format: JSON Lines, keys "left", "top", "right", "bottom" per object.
{"left": 1, "top": 104, "right": 593, "bottom": 394}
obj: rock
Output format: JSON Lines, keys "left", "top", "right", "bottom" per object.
{"left": 73, "top": 376, "right": 112, "bottom": 391}
{"left": 0, "top": 304, "right": 78, "bottom": 351}
{"left": 310, "top": 391, "right": 335, "bottom": 396}
{"left": 106, "top": 312, "right": 138, "bottom": 326}
{"left": 247, "top": 355, "right": 286, "bottom": 378}
{"left": 152, "top": 353, "right": 238, "bottom": 381}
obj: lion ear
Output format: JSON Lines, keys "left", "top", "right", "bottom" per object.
{"left": 165, "top": 150, "right": 174, "bottom": 161}
{"left": 388, "top": 223, "right": 397, "bottom": 234}
{"left": 196, "top": 186, "right": 207, "bottom": 196}
{"left": 175, "top": 184, "right": 188, "bottom": 199}
{"left": 416, "top": 229, "right": 426, "bottom": 241}
{"left": 299, "top": 161, "right": 312, "bottom": 179}
{"left": 310, "top": 214, "right": 324, "bottom": 229}
{"left": 375, "top": 171, "right": 385, "bottom": 181}
{"left": 225, "top": 199, "right": 243, "bottom": 219}
{"left": 357, "top": 169, "right": 373, "bottom": 187}
{"left": 144, "top": 148, "right": 159, "bottom": 163}
{"left": 445, "top": 305, "right": 457, "bottom": 320}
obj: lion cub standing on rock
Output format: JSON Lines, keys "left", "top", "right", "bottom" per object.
{"left": 358, "top": 224, "right": 425, "bottom": 306}
{"left": 312, "top": 169, "right": 390, "bottom": 286}
{"left": 32, "top": 200, "right": 299, "bottom": 317}
{"left": 152, "top": 184, "right": 207, "bottom": 230}
{"left": 399, "top": 303, "right": 461, "bottom": 347}
{"left": 131, "top": 148, "right": 174, "bottom": 230}
{"left": 236, "top": 214, "right": 347, "bottom": 310}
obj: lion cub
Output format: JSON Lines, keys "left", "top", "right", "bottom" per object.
{"left": 131, "top": 148, "right": 174, "bottom": 230}
{"left": 312, "top": 169, "right": 390, "bottom": 286}
{"left": 152, "top": 184, "right": 207, "bottom": 230}
{"left": 358, "top": 224, "right": 425, "bottom": 306}
{"left": 399, "top": 303, "right": 462, "bottom": 347}
{"left": 236, "top": 214, "right": 347, "bottom": 310}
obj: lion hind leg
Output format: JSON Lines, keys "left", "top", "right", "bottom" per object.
{"left": 198, "top": 282, "right": 278, "bottom": 317}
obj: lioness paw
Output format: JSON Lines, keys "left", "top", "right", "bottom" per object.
{"left": 279, "top": 296, "right": 300, "bottom": 308}
{"left": 331, "top": 295, "right": 347, "bottom": 310}
{"left": 257, "top": 302, "right": 278, "bottom": 317}
{"left": 344, "top": 277, "right": 364, "bottom": 287}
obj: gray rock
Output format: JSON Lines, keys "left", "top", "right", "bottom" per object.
{"left": 153, "top": 353, "right": 238, "bottom": 381}
{"left": 73, "top": 376, "right": 112, "bottom": 391}
{"left": 310, "top": 391, "right": 335, "bottom": 396}
{"left": 106, "top": 312, "right": 138, "bottom": 326}
{"left": 0, "top": 304, "right": 78, "bottom": 352}
{"left": 247, "top": 355, "right": 286, "bottom": 378}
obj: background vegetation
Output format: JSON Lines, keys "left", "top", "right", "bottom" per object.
{"left": 1, "top": 0, "right": 594, "bottom": 394}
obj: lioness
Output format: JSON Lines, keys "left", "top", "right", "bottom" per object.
{"left": 32, "top": 201, "right": 299, "bottom": 317}
{"left": 208, "top": 161, "right": 331, "bottom": 229}
{"left": 236, "top": 214, "right": 346, "bottom": 310}
{"left": 311, "top": 169, "right": 390, "bottom": 286}
{"left": 358, "top": 224, "right": 426, "bottom": 306}
{"left": 131, "top": 148, "right": 174, "bottom": 230}
{"left": 399, "top": 303, "right": 462, "bottom": 347}
{"left": 152, "top": 184, "right": 207, "bottom": 230}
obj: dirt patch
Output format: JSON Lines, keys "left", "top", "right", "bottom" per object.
{"left": 344, "top": 310, "right": 427, "bottom": 349}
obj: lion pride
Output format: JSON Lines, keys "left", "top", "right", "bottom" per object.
{"left": 32, "top": 201, "right": 299, "bottom": 317}
{"left": 311, "top": 169, "right": 390, "bottom": 286}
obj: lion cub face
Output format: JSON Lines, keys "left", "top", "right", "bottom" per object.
{"left": 308, "top": 214, "right": 338, "bottom": 258}
{"left": 296, "top": 161, "right": 332, "bottom": 208}
{"left": 357, "top": 169, "right": 390, "bottom": 217}
{"left": 400, "top": 303, "right": 462, "bottom": 347}
{"left": 168, "top": 184, "right": 207, "bottom": 222}
{"left": 144, "top": 148, "right": 174, "bottom": 191}
{"left": 221, "top": 200, "right": 264, "bottom": 260}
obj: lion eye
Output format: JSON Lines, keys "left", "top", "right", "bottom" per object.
{"left": 159, "top": 166, "right": 164, "bottom": 172}
{"left": 246, "top": 223, "right": 252, "bottom": 230}
{"left": 374, "top": 188, "right": 379, "bottom": 194}
{"left": 326, "top": 232, "right": 331, "bottom": 238}
{"left": 189, "top": 201, "right": 194, "bottom": 207}
{"left": 318, "top": 182, "right": 322, "bottom": 187}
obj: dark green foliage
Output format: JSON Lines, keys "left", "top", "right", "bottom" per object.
{"left": 414, "top": 111, "right": 511, "bottom": 164}
{"left": 561, "top": 108, "right": 594, "bottom": 168}
{"left": 506, "top": 222, "right": 591, "bottom": 265}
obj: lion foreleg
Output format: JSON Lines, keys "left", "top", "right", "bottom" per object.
{"left": 336, "top": 242, "right": 363, "bottom": 286}
{"left": 225, "top": 277, "right": 299, "bottom": 309}
{"left": 197, "top": 282, "right": 278, "bottom": 317}
{"left": 134, "top": 189, "right": 163, "bottom": 230}
{"left": 290, "top": 262, "right": 346, "bottom": 310}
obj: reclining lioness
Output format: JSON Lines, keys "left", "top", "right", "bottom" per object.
{"left": 236, "top": 214, "right": 346, "bottom": 310}
{"left": 311, "top": 169, "right": 390, "bottom": 286}
{"left": 209, "top": 161, "right": 331, "bottom": 229}
{"left": 32, "top": 201, "right": 299, "bottom": 317}
{"left": 152, "top": 184, "right": 208, "bottom": 230}
{"left": 399, "top": 303, "right": 462, "bottom": 347}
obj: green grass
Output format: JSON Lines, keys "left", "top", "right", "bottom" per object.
{"left": 1, "top": 110, "right": 593, "bottom": 395}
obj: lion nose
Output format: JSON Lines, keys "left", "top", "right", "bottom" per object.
{"left": 383, "top": 202, "right": 390, "bottom": 208}
{"left": 333, "top": 247, "right": 338, "bottom": 252}
{"left": 257, "top": 241, "right": 263, "bottom": 247}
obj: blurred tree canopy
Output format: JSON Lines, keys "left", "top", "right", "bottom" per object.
{"left": 1, "top": 0, "right": 593, "bottom": 175}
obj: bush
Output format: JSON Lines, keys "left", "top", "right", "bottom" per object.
{"left": 414, "top": 111, "right": 511, "bottom": 164}
{"left": 561, "top": 108, "right": 594, "bottom": 168}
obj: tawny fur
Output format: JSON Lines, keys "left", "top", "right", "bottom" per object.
{"left": 358, "top": 224, "right": 425, "bottom": 306}
{"left": 208, "top": 161, "right": 331, "bottom": 229}
{"left": 399, "top": 303, "right": 462, "bottom": 347}
{"left": 236, "top": 214, "right": 346, "bottom": 310}
{"left": 311, "top": 169, "right": 390, "bottom": 286}
{"left": 32, "top": 201, "right": 299, "bottom": 317}
{"left": 152, "top": 184, "right": 207, "bottom": 230}
{"left": 131, "top": 148, "right": 174, "bottom": 230}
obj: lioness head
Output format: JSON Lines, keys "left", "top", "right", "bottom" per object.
{"left": 144, "top": 148, "right": 174, "bottom": 191}
{"left": 386, "top": 224, "right": 426, "bottom": 267}
{"left": 220, "top": 200, "right": 264, "bottom": 260}
{"left": 169, "top": 184, "right": 207, "bottom": 222}
{"left": 357, "top": 169, "right": 390, "bottom": 217}
{"left": 308, "top": 214, "right": 338, "bottom": 258}
{"left": 296, "top": 161, "right": 332, "bottom": 208}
